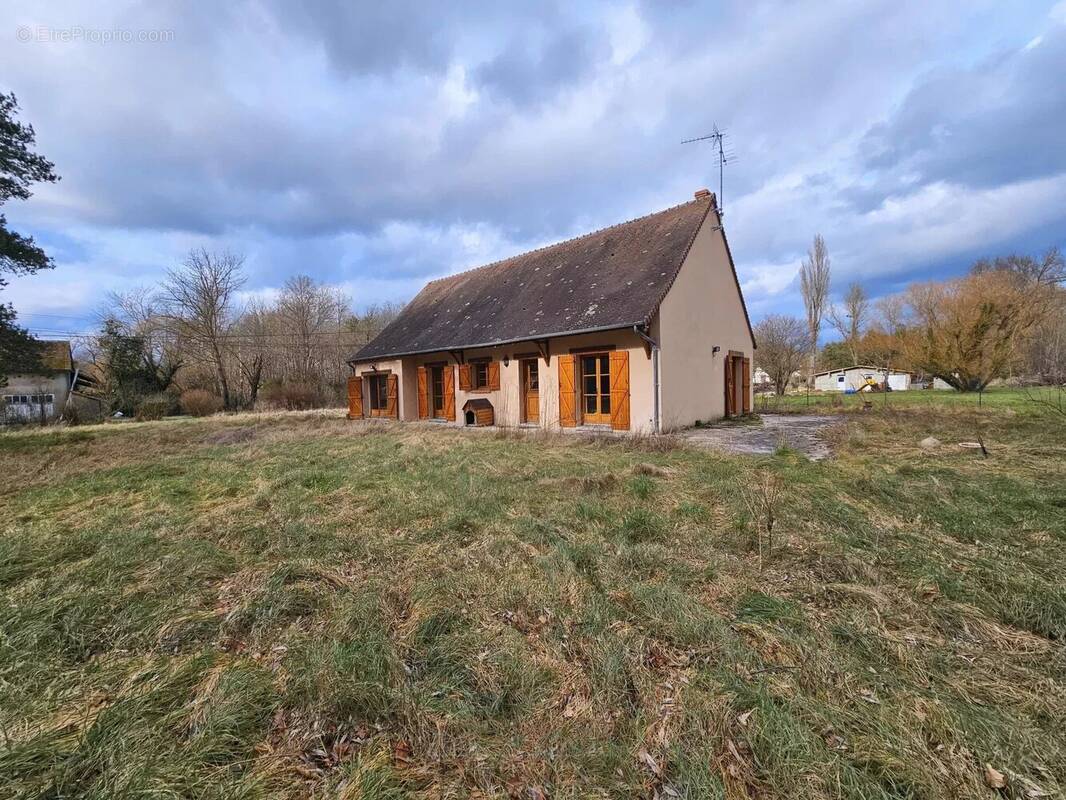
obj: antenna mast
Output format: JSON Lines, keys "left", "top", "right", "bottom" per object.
{"left": 682, "top": 125, "right": 732, "bottom": 215}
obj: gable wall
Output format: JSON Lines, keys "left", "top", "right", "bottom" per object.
{"left": 657, "top": 209, "right": 753, "bottom": 427}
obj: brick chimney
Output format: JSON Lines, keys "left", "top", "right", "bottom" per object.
{"left": 694, "top": 188, "right": 712, "bottom": 200}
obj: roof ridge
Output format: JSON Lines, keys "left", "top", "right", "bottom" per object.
{"left": 425, "top": 196, "right": 711, "bottom": 288}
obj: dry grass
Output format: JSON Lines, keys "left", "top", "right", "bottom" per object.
{"left": 1, "top": 406, "right": 1064, "bottom": 798}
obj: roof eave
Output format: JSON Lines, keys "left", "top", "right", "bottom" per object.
{"left": 348, "top": 321, "right": 646, "bottom": 364}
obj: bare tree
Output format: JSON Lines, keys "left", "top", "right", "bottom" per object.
{"left": 161, "top": 249, "right": 245, "bottom": 409}
{"left": 876, "top": 293, "right": 907, "bottom": 334}
{"left": 829, "top": 282, "right": 870, "bottom": 364}
{"left": 753, "top": 315, "right": 809, "bottom": 396}
{"left": 799, "top": 234, "right": 831, "bottom": 385}
{"left": 972, "top": 248, "right": 1066, "bottom": 382}
{"left": 346, "top": 301, "right": 403, "bottom": 346}
{"left": 971, "top": 247, "right": 1065, "bottom": 286}
{"left": 898, "top": 269, "right": 1051, "bottom": 391}
{"left": 231, "top": 298, "right": 271, "bottom": 408}
{"left": 102, "top": 286, "right": 182, "bottom": 382}
{"left": 276, "top": 275, "right": 348, "bottom": 383}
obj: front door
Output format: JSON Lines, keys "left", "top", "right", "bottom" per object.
{"left": 724, "top": 355, "right": 749, "bottom": 417}
{"left": 580, "top": 353, "right": 611, "bottom": 425}
{"left": 521, "top": 359, "right": 539, "bottom": 423}
{"left": 430, "top": 365, "right": 445, "bottom": 418}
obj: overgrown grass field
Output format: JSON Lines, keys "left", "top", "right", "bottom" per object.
{"left": 1, "top": 406, "right": 1064, "bottom": 798}
{"left": 757, "top": 386, "right": 1062, "bottom": 415}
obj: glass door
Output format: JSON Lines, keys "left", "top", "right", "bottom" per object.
{"left": 580, "top": 354, "right": 611, "bottom": 424}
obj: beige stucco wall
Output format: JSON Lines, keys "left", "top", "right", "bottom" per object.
{"left": 2, "top": 372, "right": 71, "bottom": 420}
{"left": 657, "top": 208, "right": 754, "bottom": 428}
{"left": 353, "top": 329, "right": 656, "bottom": 432}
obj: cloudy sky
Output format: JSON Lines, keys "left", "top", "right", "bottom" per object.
{"left": 3, "top": 0, "right": 1065, "bottom": 338}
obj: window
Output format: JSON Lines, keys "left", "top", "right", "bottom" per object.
{"left": 2, "top": 394, "right": 53, "bottom": 404}
{"left": 431, "top": 367, "right": 445, "bottom": 413}
{"left": 580, "top": 354, "right": 611, "bottom": 424}
{"left": 471, "top": 362, "right": 489, "bottom": 390}
{"left": 367, "top": 375, "right": 389, "bottom": 410}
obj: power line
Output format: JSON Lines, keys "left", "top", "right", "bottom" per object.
{"left": 26, "top": 326, "right": 370, "bottom": 341}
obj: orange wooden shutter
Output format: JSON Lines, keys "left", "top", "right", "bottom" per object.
{"left": 458, "top": 364, "right": 471, "bottom": 391}
{"left": 417, "top": 366, "right": 428, "bottom": 419}
{"left": 443, "top": 366, "right": 456, "bottom": 421}
{"left": 488, "top": 361, "right": 500, "bottom": 391}
{"left": 609, "top": 350, "right": 630, "bottom": 431}
{"left": 558, "top": 355, "right": 576, "bottom": 427}
{"left": 742, "top": 357, "right": 751, "bottom": 414}
{"left": 386, "top": 374, "right": 399, "bottom": 418}
{"left": 347, "top": 375, "right": 363, "bottom": 419}
{"left": 724, "top": 357, "right": 735, "bottom": 416}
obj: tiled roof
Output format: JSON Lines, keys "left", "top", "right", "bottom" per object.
{"left": 39, "top": 341, "right": 73, "bottom": 372}
{"left": 352, "top": 195, "right": 717, "bottom": 361}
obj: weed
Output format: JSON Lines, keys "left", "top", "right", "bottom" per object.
{"left": 1, "top": 408, "right": 1063, "bottom": 798}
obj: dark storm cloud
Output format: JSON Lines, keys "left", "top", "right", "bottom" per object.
{"left": 1, "top": 0, "right": 1064, "bottom": 326}
{"left": 859, "top": 25, "right": 1066, "bottom": 192}
{"left": 474, "top": 27, "right": 606, "bottom": 106}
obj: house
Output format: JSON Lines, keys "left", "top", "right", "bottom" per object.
{"left": 347, "top": 190, "right": 755, "bottom": 433}
{"left": 813, "top": 365, "right": 911, "bottom": 393}
{"left": 2, "top": 340, "right": 101, "bottom": 423}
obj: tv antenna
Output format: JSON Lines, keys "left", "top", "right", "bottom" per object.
{"left": 682, "top": 125, "right": 733, "bottom": 215}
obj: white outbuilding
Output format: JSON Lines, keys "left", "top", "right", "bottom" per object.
{"left": 813, "top": 365, "right": 912, "bottom": 393}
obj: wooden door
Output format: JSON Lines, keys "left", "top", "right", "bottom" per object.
{"left": 430, "top": 366, "right": 445, "bottom": 418}
{"left": 580, "top": 353, "right": 612, "bottom": 425}
{"left": 724, "top": 356, "right": 736, "bottom": 417}
{"left": 741, "top": 357, "right": 751, "bottom": 414}
{"left": 521, "top": 359, "right": 539, "bottom": 423}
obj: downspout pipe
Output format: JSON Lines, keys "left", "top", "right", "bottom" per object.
{"left": 633, "top": 326, "right": 661, "bottom": 433}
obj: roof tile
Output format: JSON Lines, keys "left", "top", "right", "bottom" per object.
{"left": 353, "top": 196, "right": 713, "bottom": 361}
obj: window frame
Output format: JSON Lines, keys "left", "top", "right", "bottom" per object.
{"left": 579, "top": 352, "right": 612, "bottom": 425}
{"left": 471, "top": 361, "right": 490, "bottom": 391}
{"left": 367, "top": 374, "right": 389, "bottom": 411}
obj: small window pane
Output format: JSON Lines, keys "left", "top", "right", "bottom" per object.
{"left": 599, "top": 355, "right": 609, "bottom": 373}
{"left": 602, "top": 396, "right": 611, "bottom": 414}
{"left": 600, "top": 374, "right": 610, "bottom": 395}
{"left": 582, "top": 356, "right": 596, "bottom": 374}
{"left": 584, "top": 375, "right": 597, "bottom": 395}
{"left": 585, "top": 395, "right": 596, "bottom": 413}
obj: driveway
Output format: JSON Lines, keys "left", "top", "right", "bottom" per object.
{"left": 681, "top": 414, "right": 839, "bottom": 460}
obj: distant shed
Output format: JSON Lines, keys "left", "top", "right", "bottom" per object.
{"left": 813, "top": 365, "right": 911, "bottom": 393}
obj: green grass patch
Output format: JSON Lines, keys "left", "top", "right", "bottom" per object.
{"left": 1, "top": 409, "right": 1063, "bottom": 798}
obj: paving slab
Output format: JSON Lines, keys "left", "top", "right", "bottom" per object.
{"left": 681, "top": 413, "right": 839, "bottom": 460}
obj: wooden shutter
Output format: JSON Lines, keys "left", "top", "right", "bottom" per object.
{"left": 386, "top": 374, "right": 399, "bottom": 418}
{"left": 609, "top": 350, "right": 631, "bottom": 431}
{"left": 347, "top": 375, "right": 363, "bottom": 419}
{"left": 558, "top": 355, "right": 576, "bottom": 427}
{"left": 742, "top": 357, "right": 751, "bottom": 414}
{"left": 417, "top": 366, "right": 428, "bottom": 419}
{"left": 458, "top": 364, "right": 471, "bottom": 391}
{"left": 724, "top": 357, "right": 735, "bottom": 417}
{"left": 443, "top": 366, "right": 456, "bottom": 421}
{"left": 487, "top": 361, "right": 500, "bottom": 391}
